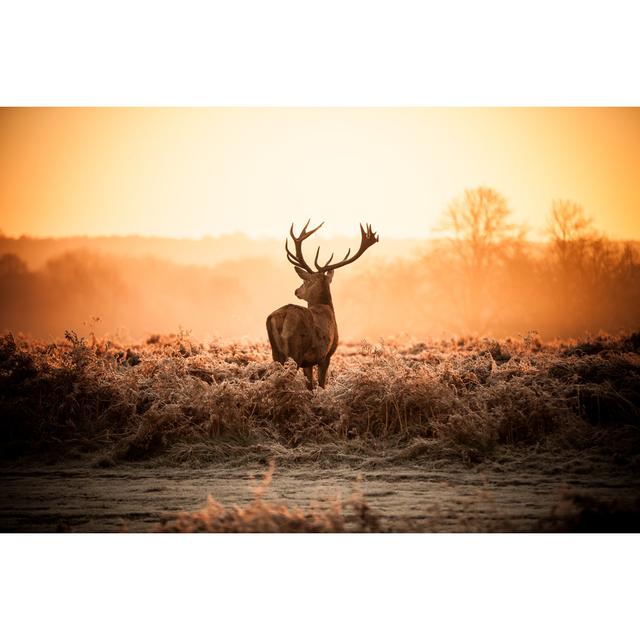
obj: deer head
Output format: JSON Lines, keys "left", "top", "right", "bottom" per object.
{"left": 285, "top": 220, "right": 379, "bottom": 304}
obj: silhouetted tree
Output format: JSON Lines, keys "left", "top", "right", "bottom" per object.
{"left": 438, "top": 187, "right": 525, "bottom": 332}
{"left": 547, "top": 200, "right": 597, "bottom": 275}
{"left": 544, "top": 200, "right": 640, "bottom": 333}
{"left": 441, "top": 187, "right": 523, "bottom": 272}
{"left": 0, "top": 254, "right": 28, "bottom": 277}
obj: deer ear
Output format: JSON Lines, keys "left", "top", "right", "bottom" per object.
{"left": 295, "top": 267, "right": 312, "bottom": 280}
{"left": 325, "top": 269, "right": 334, "bottom": 283}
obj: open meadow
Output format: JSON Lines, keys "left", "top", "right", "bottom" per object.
{"left": 2, "top": 330, "right": 639, "bottom": 532}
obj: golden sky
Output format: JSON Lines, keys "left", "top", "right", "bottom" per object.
{"left": 1, "top": 107, "right": 638, "bottom": 240}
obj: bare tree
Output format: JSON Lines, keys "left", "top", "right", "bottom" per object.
{"left": 547, "top": 200, "right": 596, "bottom": 273}
{"left": 545, "top": 199, "right": 633, "bottom": 332}
{"left": 437, "top": 187, "right": 524, "bottom": 333}
{"left": 441, "top": 187, "right": 523, "bottom": 273}
{"left": 0, "top": 254, "right": 28, "bottom": 278}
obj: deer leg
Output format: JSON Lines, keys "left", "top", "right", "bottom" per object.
{"left": 271, "top": 346, "right": 285, "bottom": 363}
{"left": 303, "top": 366, "right": 314, "bottom": 390}
{"left": 318, "top": 359, "right": 330, "bottom": 389}
{"left": 267, "top": 316, "right": 287, "bottom": 363}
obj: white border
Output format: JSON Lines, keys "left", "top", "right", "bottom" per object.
{"left": 1, "top": 534, "right": 637, "bottom": 640}
{"left": 1, "top": 1, "right": 639, "bottom": 105}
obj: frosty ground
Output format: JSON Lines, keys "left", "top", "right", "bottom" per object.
{"left": 1, "top": 332, "right": 639, "bottom": 532}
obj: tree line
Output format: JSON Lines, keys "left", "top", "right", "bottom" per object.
{"left": 1, "top": 187, "right": 639, "bottom": 340}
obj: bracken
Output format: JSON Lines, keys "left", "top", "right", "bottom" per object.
{"left": 1, "top": 331, "right": 639, "bottom": 465}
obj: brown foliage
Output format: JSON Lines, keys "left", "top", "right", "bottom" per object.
{"left": 156, "top": 462, "right": 383, "bottom": 533}
{"left": 2, "top": 331, "right": 639, "bottom": 466}
{"left": 539, "top": 492, "right": 640, "bottom": 532}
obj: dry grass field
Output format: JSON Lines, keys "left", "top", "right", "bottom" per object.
{"left": 1, "top": 330, "right": 640, "bottom": 532}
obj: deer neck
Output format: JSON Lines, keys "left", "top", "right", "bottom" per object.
{"left": 307, "top": 281, "right": 333, "bottom": 309}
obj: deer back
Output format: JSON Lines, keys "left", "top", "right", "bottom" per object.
{"left": 267, "top": 303, "right": 337, "bottom": 367}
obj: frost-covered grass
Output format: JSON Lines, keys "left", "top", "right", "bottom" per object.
{"left": 155, "top": 460, "right": 640, "bottom": 533}
{"left": 1, "top": 330, "right": 639, "bottom": 466}
{"left": 155, "top": 462, "right": 383, "bottom": 533}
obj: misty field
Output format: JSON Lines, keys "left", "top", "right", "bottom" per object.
{"left": 1, "top": 330, "right": 639, "bottom": 532}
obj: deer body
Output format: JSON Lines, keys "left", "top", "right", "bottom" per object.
{"left": 267, "top": 221, "right": 378, "bottom": 389}
{"left": 267, "top": 275, "right": 338, "bottom": 388}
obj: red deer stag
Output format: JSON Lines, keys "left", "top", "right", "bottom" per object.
{"left": 266, "top": 221, "right": 379, "bottom": 389}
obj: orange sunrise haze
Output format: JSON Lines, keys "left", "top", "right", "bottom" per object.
{"left": 1, "top": 108, "right": 639, "bottom": 240}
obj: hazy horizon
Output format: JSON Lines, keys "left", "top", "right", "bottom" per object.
{"left": 3, "top": 229, "right": 640, "bottom": 242}
{"left": 0, "top": 229, "right": 435, "bottom": 241}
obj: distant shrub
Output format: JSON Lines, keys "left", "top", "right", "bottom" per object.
{"left": 539, "top": 492, "right": 640, "bottom": 532}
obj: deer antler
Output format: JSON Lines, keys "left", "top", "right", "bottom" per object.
{"left": 285, "top": 219, "right": 324, "bottom": 273}
{"left": 314, "top": 223, "right": 379, "bottom": 272}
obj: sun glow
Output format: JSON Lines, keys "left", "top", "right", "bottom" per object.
{"left": 1, "top": 107, "right": 639, "bottom": 241}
